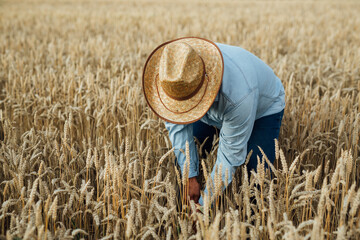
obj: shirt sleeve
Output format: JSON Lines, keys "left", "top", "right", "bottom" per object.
{"left": 199, "top": 90, "right": 258, "bottom": 205}
{"left": 164, "top": 122, "right": 199, "bottom": 178}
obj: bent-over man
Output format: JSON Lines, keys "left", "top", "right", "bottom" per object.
{"left": 142, "top": 37, "right": 285, "bottom": 205}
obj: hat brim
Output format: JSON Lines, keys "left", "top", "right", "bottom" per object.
{"left": 143, "top": 37, "right": 224, "bottom": 124}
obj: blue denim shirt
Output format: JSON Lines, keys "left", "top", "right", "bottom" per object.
{"left": 165, "top": 43, "right": 285, "bottom": 204}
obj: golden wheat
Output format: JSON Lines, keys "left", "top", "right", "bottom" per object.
{"left": 0, "top": 0, "right": 359, "bottom": 239}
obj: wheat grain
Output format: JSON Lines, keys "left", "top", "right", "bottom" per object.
{"left": 166, "top": 226, "right": 172, "bottom": 240}
{"left": 35, "top": 200, "right": 42, "bottom": 227}
{"left": 48, "top": 196, "right": 58, "bottom": 221}
{"left": 114, "top": 219, "right": 121, "bottom": 240}
{"left": 86, "top": 148, "right": 92, "bottom": 170}
{"left": 125, "top": 201, "right": 135, "bottom": 238}
{"left": 269, "top": 180, "right": 276, "bottom": 222}
{"left": 314, "top": 164, "right": 322, "bottom": 184}
{"left": 28, "top": 178, "right": 39, "bottom": 206}
{"left": 279, "top": 149, "right": 288, "bottom": 173}
{"left": 331, "top": 165, "right": 340, "bottom": 190}
{"left": 158, "top": 147, "right": 174, "bottom": 166}
{"left": 204, "top": 194, "right": 209, "bottom": 228}
{"left": 274, "top": 139, "right": 280, "bottom": 161}
{"left": 345, "top": 150, "right": 353, "bottom": 178}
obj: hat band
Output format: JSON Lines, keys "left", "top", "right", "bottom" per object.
{"left": 156, "top": 74, "right": 209, "bottom": 114}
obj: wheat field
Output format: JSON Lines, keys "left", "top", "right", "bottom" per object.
{"left": 0, "top": 0, "right": 359, "bottom": 239}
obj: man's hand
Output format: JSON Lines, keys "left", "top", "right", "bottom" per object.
{"left": 187, "top": 177, "right": 200, "bottom": 203}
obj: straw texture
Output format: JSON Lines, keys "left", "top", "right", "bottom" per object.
{"left": 143, "top": 37, "right": 224, "bottom": 124}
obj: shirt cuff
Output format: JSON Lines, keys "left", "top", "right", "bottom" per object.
{"left": 188, "top": 169, "right": 199, "bottom": 178}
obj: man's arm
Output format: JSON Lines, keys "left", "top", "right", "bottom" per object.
{"left": 199, "top": 90, "right": 258, "bottom": 204}
{"left": 164, "top": 122, "right": 199, "bottom": 178}
{"left": 164, "top": 122, "right": 200, "bottom": 202}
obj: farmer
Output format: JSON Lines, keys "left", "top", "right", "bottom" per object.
{"left": 142, "top": 37, "right": 285, "bottom": 205}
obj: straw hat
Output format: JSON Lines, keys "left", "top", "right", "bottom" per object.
{"left": 142, "top": 37, "right": 224, "bottom": 124}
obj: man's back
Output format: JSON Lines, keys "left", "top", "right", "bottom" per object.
{"left": 213, "top": 43, "right": 285, "bottom": 120}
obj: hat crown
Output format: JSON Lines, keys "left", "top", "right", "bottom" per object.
{"left": 159, "top": 42, "right": 204, "bottom": 99}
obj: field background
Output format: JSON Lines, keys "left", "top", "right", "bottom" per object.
{"left": 0, "top": 0, "right": 359, "bottom": 239}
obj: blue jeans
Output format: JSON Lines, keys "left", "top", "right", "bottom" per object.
{"left": 194, "top": 110, "right": 284, "bottom": 174}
